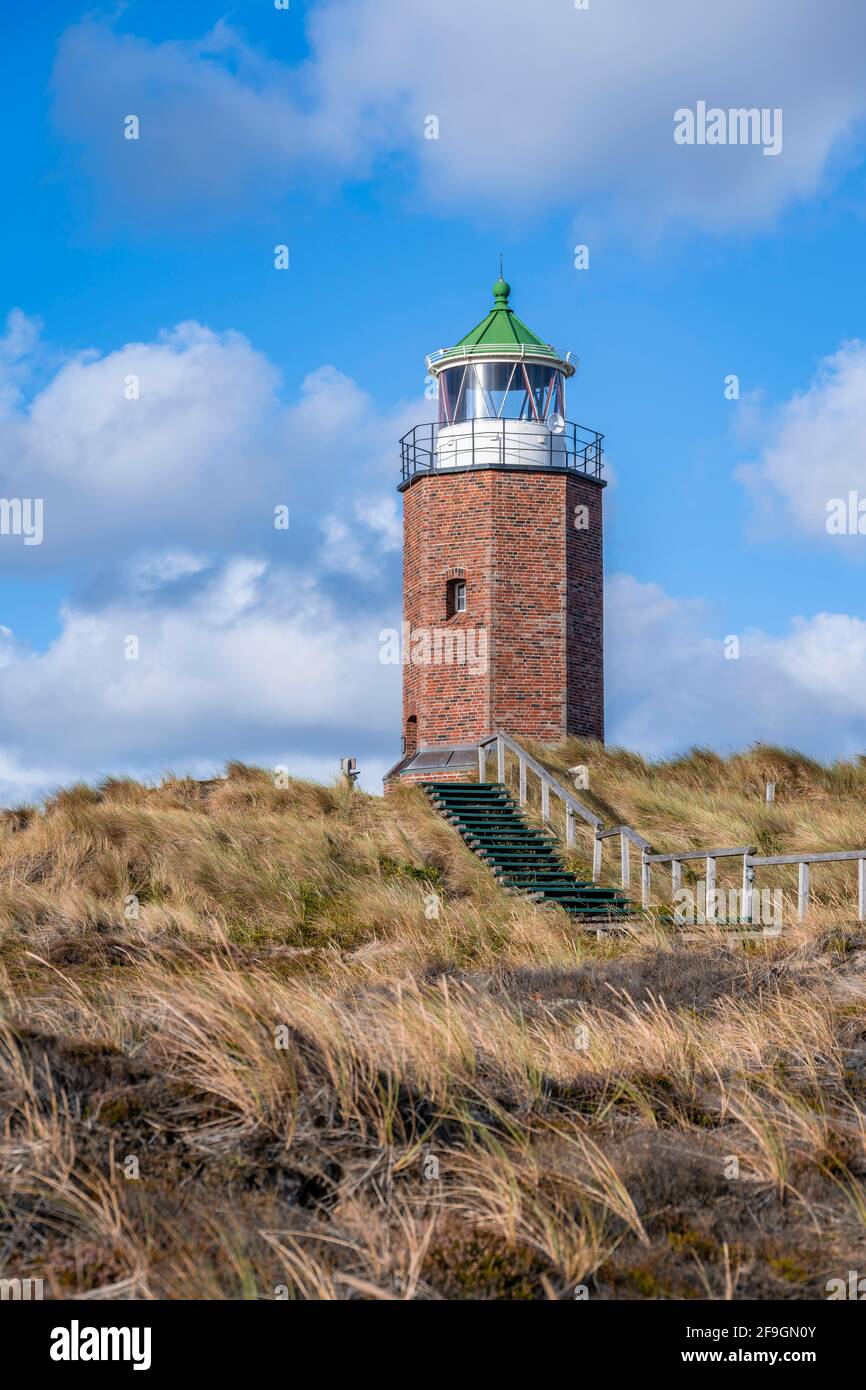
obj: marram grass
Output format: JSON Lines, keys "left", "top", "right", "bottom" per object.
{"left": 1, "top": 750, "right": 865, "bottom": 1299}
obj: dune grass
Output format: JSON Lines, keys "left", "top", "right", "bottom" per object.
{"left": 1, "top": 750, "right": 865, "bottom": 1299}
{"left": 515, "top": 737, "right": 866, "bottom": 921}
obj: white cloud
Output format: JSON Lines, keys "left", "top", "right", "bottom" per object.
{"left": 0, "top": 556, "right": 399, "bottom": 803}
{"left": 0, "top": 564, "right": 863, "bottom": 809}
{"left": 0, "top": 313, "right": 412, "bottom": 577}
{"left": 607, "top": 573, "right": 866, "bottom": 758}
{"left": 51, "top": 4, "right": 866, "bottom": 232}
{"left": 320, "top": 495, "right": 402, "bottom": 579}
{"left": 0, "top": 314, "right": 413, "bottom": 800}
{"left": 129, "top": 552, "right": 209, "bottom": 593}
{"left": 737, "top": 340, "right": 866, "bottom": 544}
{"left": 0, "top": 310, "right": 44, "bottom": 416}
{"left": 2, "top": 310, "right": 866, "bottom": 803}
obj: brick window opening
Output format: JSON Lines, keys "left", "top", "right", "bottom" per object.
{"left": 446, "top": 579, "right": 467, "bottom": 617}
{"left": 403, "top": 714, "right": 418, "bottom": 756}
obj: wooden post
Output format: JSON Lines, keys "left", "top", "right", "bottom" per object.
{"left": 859, "top": 858, "right": 866, "bottom": 923}
{"left": 742, "top": 856, "right": 752, "bottom": 924}
{"left": 566, "top": 805, "right": 575, "bottom": 849}
{"left": 478, "top": 744, "right": 486, "bottom": 783}
{"left": 797, "top": 861, "right": 810, "bottom": 921}
{"left": 671, "top": 859, "right": 682, "bottom": 894}
{"left": 620, "top": 833, "right": 630, "bottom": 890}
{"left": 541, "top": 779, "right": 550, "bottom": 822}
{"left": 592, "top": 832, "right": 602, "bottom": 881}
{"left": 765, "top": 781, "right": 776, "bottom": 804}
{"left": 641, "top": 850, "right": 651, "bottom": 908}
{"left": 705, "top": 856, "right": 717, "bottom": 923}
{"left": 518, "top": 756, "right": 527, "bottom": 806}
{"left": 496, "top": 736, "right": 505, "bottom": 785}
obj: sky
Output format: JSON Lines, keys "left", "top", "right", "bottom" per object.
{"left": 2, "top": 0, "right": 866, "bottom": 798}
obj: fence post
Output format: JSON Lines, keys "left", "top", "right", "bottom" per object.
{"left": 621, "top": 833, "right": 630, "bottom": 890}
{"left": 641, "top": 850, "right": 651, "bottom": 908}
{"left": 593, "top": 832, "right": 602, "bottom": 881}
{"left": 541, "top": 779, "right": 550, "bottom": 822}
{"left": 671, "top": 859, "right": 682, "bottom": 895}
{"left": 860, "top": 858, "right": 866, "bottom": 923}
{"left": 518, "top": 756, "right": 527, "bottom": 806}
{"left": 706, "top": 856, "right": 717, "bottom": 923}
{"left": 497, "top": 736, "right": 505, "bottom": 785}
{"left": 566, "top": 804, "right": 575, "bottom": 849}
{"left": 742, "top": 856, "right": 752, "bottom": 924}
{"left": 797, "top": 861, "right": 810, "bottom": 921}
{"left": 478, "top": 744, "right": 486, "bottom": 783}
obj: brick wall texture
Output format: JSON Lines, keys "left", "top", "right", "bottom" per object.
{"left": 401, "top": 468, "right": 605, "bottom": 748}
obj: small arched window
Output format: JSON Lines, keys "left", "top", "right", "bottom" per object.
{"left": 447, "top": 579, "right": 467, "bottom": 617}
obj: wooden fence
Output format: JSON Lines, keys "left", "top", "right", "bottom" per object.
{"left": 478, "top": 733, "right": 866, "bottom": 925}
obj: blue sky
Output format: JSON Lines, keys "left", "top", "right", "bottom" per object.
{"left": 2, "top": 0, "right": 866, "bottom": 797}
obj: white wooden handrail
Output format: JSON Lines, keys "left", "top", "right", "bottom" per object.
{"left": 640, "top": 844, "right": 866, "bottom": 919}
{"left": 746, "top": 849, "right": 866, "bottom": 922}
{"left": 640, "top": 845, "right": 755, "bottom": 918}
{"left": 598, "top": 824, "right": 652, "bottom": 848}
{"left": 478, "top": 732, "right": 601, "bottom": 854}
{"left": 596, "top": 825, "right": 652, "bottom": 895}
{"left": 475, "top": 735, "right": 866, "bottom": 922}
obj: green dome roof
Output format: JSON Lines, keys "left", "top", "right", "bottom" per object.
{"left": 432, "top": 278, "right": 571, "bottom": 369}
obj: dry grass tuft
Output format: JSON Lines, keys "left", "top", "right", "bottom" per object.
{"left": 1, "top": 752, "right": 865, "bottom": 1298}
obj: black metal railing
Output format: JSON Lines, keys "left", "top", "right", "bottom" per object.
{"left": 399, "top": 419, "right": 604, "bottom": 485}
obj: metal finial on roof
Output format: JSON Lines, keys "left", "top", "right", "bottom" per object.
{"left": 492, "top": 271, "right": 511, "bottom": 306}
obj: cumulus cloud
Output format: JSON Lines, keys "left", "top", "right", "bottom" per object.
{"left": 51, "top": 3, "right": 866, "bottom": 232}
{"left": 0, "top": 555, "right": 399, "bottom": 803}
{"left": 0, "top": 312, "right": 412, "bottom": 799}
{"left": 0, "top": 312, "right": 412, "bottom": 578}
{"left": 737, "top": 340, "right": 866, "bottom": 545}
{"left": 607, "top": 573, "right": 866, "bottom": 758}
{"left": 319, "top": 496, "right": 402, "bottom": 579}
{"left": 1, "top": 309, "right": 865, "bottom": 804}
{"left": 0, "top": 309, "right": 45, "bottom": 416}
{"left": 0, "top": 562, "right": 863, "bottom": 807}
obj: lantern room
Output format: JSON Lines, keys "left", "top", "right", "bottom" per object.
{"left": 433, "top": 277, "right": 573, "bottom": 426}
{"left": 401, "top": 277, "right": 602, "bottom": 480}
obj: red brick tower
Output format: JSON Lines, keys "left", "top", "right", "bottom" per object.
{"left": 390, "top": 277, "right": 605, "bottom": 782}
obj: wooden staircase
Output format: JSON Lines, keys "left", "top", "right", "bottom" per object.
{"left": 422, "top": 781, "right": 633, "bottom": 922}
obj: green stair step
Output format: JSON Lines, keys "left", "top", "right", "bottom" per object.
{"left": 474, "top": 834, "right": 577, "bottom": 845}
{"left": 508, "top": 884, "right": 624, "bottom": 898}
{"left": 536, "top": 894, "right": 630, "bottom": 907}
{"left": 466, "top": 827, "right": 553, "bottom": 835}
{"left": 483, "top": 852, "right": 563, "bottom": 860}
{"left": 504, "top": 882, "right": 626, "bottom": 897}
{"left": 423, "top": 780, "right": 637, "bottom": 926}
{"left": 468, "top": 830, "right": 556, "bottom": 838}
{"left": 427, "top": 796, "right": 509, "bottom": 804}
{"left": 453, "top": 811, "right": 536, "bottom": 822}
{"left": 499, "top": 874, "right": 588, "bottom": 886}
{"left": 502, "top": 876, "right": 619, "bottom": 890}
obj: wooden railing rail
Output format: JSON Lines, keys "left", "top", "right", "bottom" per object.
{"left": 478, "top": 732, "right": 601, "bottom": 860}
{"left": 475, "top": 736, "right": 866, "bottom": 922}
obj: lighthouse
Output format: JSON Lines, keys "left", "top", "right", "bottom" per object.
{"left": 388, "top": 276, "right": 606, "bottom": 783}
